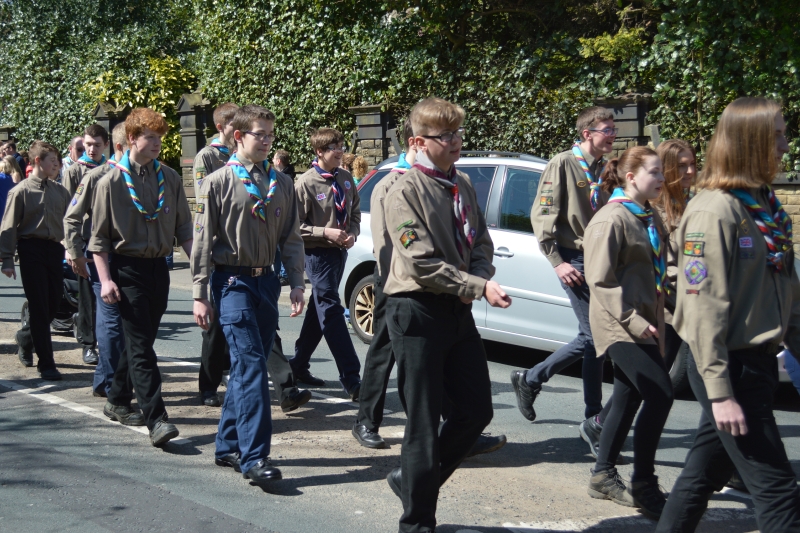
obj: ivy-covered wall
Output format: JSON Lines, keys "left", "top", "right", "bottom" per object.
{"left": 1, "top": 0, "right": 797, "bottom": 174}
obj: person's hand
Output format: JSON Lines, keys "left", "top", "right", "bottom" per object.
{"left": 100, "top": 280, "right": 122, "bottom": 304}
{"left": 2, "top": 267, "right": 15, "bottom": 279}
{"left": 72, "top": 256, "right": 92, "bottom": 279}
{"left": 343, "top": 233, "right": 355, "bottom": 249}
{"left": 289, "top": 288, "right": 305, "bottom": 317}
{"left": 711, "top": 397, "right": 748, "bottom": 436}
{"left": 484, "top": 280, "right": 512, "bottom": 308}
{"left": 554, "top": 262, "right": 584, "bottom": 287}
{"left": 193, "top": 298, "right": 214, "bottom": 330}
{"left": 323, "top": 227, "right": 347, "bottom": 246}
{"left": 641, "top": 324, "right": 659, "bottom": 339}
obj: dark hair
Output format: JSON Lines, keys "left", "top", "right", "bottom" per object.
{"left": 600, "top": 146, "right": 659, "bottom": 193}
{"left": 654, "top": 139, "right": 696, "bottom": 227}
{"left": 576, "top": 106, "right": 614, "bottom": 141}
{"left": 213, "top": 103, "right": 239, "bottom": 128}
{"left": 6, "top": 141, "right": 16, "bottom": 151}
{"left": 310, "top": 128, "right": 344, "bottom": 152}
{"left": 230, "top": 105, "right": 276, "bottom": 142}
{"left": 274, "top": 149, "right": 290, "bottom": 165}
{"left": 84, "top": 124, "right": 109, "bottom": 143}
{"left": 29, "top": 140, "right": 60, "bottom": 165}
{"left": 402, "top": 118, "right": 414, "bottom": 148}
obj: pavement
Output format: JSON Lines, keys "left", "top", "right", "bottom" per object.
{"left": 1, "top": 256, "right": 798, "bottom": 533}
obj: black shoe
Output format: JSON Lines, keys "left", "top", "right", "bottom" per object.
{"left": 588, "top": 468, "right": 635, "bottom": 507}
{"left": 510, "top": 370, "right": 540, "bottom": 421}
{"left": 386, "top": 467, "right": 402, "bottom": 499}
{"left": 82, "top": 348, "right": 99, "bottom": 365}
{"left": 103, "top": 402, "right": 145, "bottom": 426}
{"left": 347, "top": 382, "right": 361, "bottom": 402}
{"left": 725, "top": 470, "right": 749, "bottom": 493}
{"left": 631, "top": 477, "right": 667, "bottom": 520}
{"left": 215, "top": 452, "right": 242, "bottom": 473}
{"left": 17, "top": 330, "right": 33, "bottom": 367}
{"left": 280, "top": 388, "right": 312, "bottom": 413}
{"left": 92, "top": 388, "right": 107, "bottom": 398}
{"left": 39, "top": 367, "right": 62, "bottom": 381}
{"left": 579, "top": 416, "right": 602, "bottom": 458}
{"left": 243, "top": 458, "right": 282, "bottom": 486}
{"left": 200, "top": 391, "right": 221, "bottom": 407}
{"left": 150, "top": 420, "right": 180, "bottom": 447}
{"left": 352, "top": 423, "right": 386, "bottom": 449}
{"left": 467, "top": 433, "right": 507, "bottom": 457}
{"left": 295, "top": 371, "right": 325, "bottom": 387}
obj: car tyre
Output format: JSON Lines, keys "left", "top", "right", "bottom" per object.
{"left": 349, "top": 275, "right": 375, "bottom": 345}
{"left": 669, "top": 342, "right": 691, "bottom": 394}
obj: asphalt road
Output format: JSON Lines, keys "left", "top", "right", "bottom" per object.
{"left": 1, "top": 259, "right": 798, "bottom": 533}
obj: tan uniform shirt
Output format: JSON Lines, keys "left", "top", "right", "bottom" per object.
{"left": 654, "top": 204, "right": 681, "bottom": 323}
{"left": 0, "top": 176, "right": 71, "bottom": 269}
{"left": 382, "top": 166, "right": 495, "bottom": 299}
{"left": 88, "top": 160, "right": 193, "bottom": 258}
{"left": 295, "top": 166, "right": 361, "bottom": 248}
{"left": 370, "top": 169, "right": 407, "bottom": 279}
{"left": 193, "top": 145, "right": 229, "bottom": 193}
{"left": 63, "top": 159, "right": 104, "bottom": 197}
{"left": 63, "top": 162, "right": 113, "bottom": 259}
{"left": 190, "top": 155, "right": 305, "bottom": 300}
{"left": 530, "top": 149, "right": 608, "bottom": 267}
{"left": 584, "top": 202, "right": 664, "bottom": 357}
{"left": 675, "top": 187, "right": 800, "bottom": 400}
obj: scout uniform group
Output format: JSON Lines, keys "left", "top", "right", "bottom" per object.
{"left": 1, "top": 95, "right": 799, "bottom": 533}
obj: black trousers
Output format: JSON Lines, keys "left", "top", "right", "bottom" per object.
{"left": 356, "top": 268, "right": 395, "bottom": 431}
{"left": 107, "top": 255, "right": 169, "bottom": 430}
{"left": 17, "top": 239, "right": 64, "bottom": 371}
{"left": 75, "top": 267, "right": 96, "bottom": 349}
{"left": 594, "top": 342, "right": 674, "bottom": 481}
{"left": 387, "top": 293, "right": 493, "bottom": 533}
{"left": 656, "top": 348, "right": 800, "bottom": 533}
{"left": 199, "top": 294, "right": 297, "bottom": 402}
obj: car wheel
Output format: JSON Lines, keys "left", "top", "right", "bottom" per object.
{"left": 349, "top": 275, "right": 375, "bottom": 344}
{"left": 670, "top": 342, "right": 691, "bottom": 394}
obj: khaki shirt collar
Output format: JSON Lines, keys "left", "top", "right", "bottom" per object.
{"left": 235, "top": 153, "right": 266, "bottom": 177}
{"left": 414, "top": 150, "right": 452, "bottom": 175}
{"left": 578, "top": 147, "right": 603, "bottom": 175}
{"left": 129, "top": 158, "right": 155, "bottom": 178}
{"left": 27, "top": 175, "right": 48, "bottom": 188}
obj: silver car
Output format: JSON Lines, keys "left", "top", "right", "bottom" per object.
{"left": 338, "top": 151, "right": 792, "bottom": 391}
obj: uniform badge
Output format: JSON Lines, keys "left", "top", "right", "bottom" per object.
{"left": 543, "top": 181, "right": 553, "bottom": 185}
{"left": 399, "top": 229, "right": 419, "bottom": 248}
{"left": 196, "top": 179, "right": 203, "bottom": 187}
{"left": 740, "top": 251, "right": 755, "bottom": 259}
{"left": 164, "top": 206, "right": 170, "bottom": 214}
{"left": 684, "top": 260, "right": 707, "bottom": 285}
{"left": 740, "top": 220, "right": 749, "bottom": 235}
{"left": 345, "top": 181, "right": 351, "bottom": 190}
{"left": 195, "top": 222, "right": 204, "bottom": 233}
{"left": 76, "top": 184, "right": 84, "bottom": 195}
{"left": 71, "top": 198, "right": 78, "bottom": 206}
{"left": 316, "top": 193, "right": 326, "bottom": 201}
{"left": 739, "top": 237, "right": 753, "bottom": 248}
{"left": 576, "top": 181, "right": 587, "bottom": 188}
{"left": 396, "top": 220, "right": 413, "bottom": 231}
{"left": 275, "top": 207, "right": 282, "bottom": 218}
{"left": 685, "top": 232, "right": 704, "bottom": 239}
{"left": 541, "top": 208, "right": 550, "bottom": 215}
{"left": 684, "top": 241, "right": 704, "bottom": 257}
{"left": 685, "top": 289, "right": 700, "bottom": 295}
{"left": 540, "top": 189, "right": 553, "bottom": 194}
{"left": 196, "top": 203, "right": 205, "bottom": 214}
{"left": 540, "top": 196, "right": 554, "bottom": 206}
{"left": 199, "top": 194, "right": 209, "bottom": 199}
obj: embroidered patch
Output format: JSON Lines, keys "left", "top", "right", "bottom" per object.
{"left": 164, "top": 206, "right": 170, "bottom": 214}
{"left": 71, "top": 198, "right": 78, "bottom": 206}
{"left": 686, "top": 289, "right": 700, "bottom": 295}
{"left": 399, "top": 229, "right": 419, "bottom": 248}
{"left": 195, "top": 222, "right": 204, "bottom": 233}
{"left": 685, "top": 232, "right": 705, "bottom": 239}
{"left": 396, "top": 220, "right": 413, "bottom": 231}
{"left": 540, "top": 196, "right": 554, "bottom": 206}
{"left": 199, "top": 194, "right": 208, "bottom": 199}
{"left": 275, "top": 207, "right": 282, "bottom": 218}
{"left": 196, "top": 179, "right": 203, "bottom": 187}
{"left": 197, "top": 167, "right": 206, "bottom": 175}
{"left": 543, "top": 181, "right": 553, "bottom": 185}
{"left": 739, "top": 237, "right": 753, "bottom": 248}
{"left": 316, "top": 193, "right": 326, "bottom": 201}
{"left": 684, "top": 241, "right": 705, "bottom": 257}
{"left": 76, "top": 184, "right": 85, "bottom": 195}
{"left": 576, "top": 181, "right": 587, "bottom": 188}
{"left": 740, "top": 251, "right": 755, "bottom": 259}
{"left": 469, "top": 227, "right": 477, "bottom": 239}
{"left": 541, "top": 189, "right": 553, "bottom": 194}
{"left": 345, "top": 181, "right": 351, "bottom": 190}
{"left": 740, "top": 219, "right": 749, "bottom": 235}
{"left": 196, "top": 203, "right": 205, "bottom": 214}
{"left": 541, "top": 208, "right": 550, "bottom": 215}
{"left": 685, "top": 260, "right": 707, "bottom": 285}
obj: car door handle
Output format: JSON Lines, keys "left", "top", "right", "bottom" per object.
{"left": 494, "top": 248, "right": 514, "bottom": 258}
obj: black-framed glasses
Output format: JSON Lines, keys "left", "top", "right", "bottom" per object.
{"left": 588, "top": 127, "right": 619, "bottom": 136}
{"left": 244, "top": 131, "right": 276, "bottom": 143}
{"left": 421, "top": 127, "right": 465, "bottom": 143}
{"left": 324, "top": 143, "right": 345, "bottom": 152}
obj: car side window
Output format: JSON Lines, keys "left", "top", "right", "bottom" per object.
{"left": 457, "top": 166, "right": 496, "bottom": 214}
{"left": 355, "top": 170, "right": 391, "bottom": 213}
{"left": 499, "top": 167, "right": 542, "bottom": 234}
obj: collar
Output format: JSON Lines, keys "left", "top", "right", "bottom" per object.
{"left": 235, "top": 154, "right": 267, "bottom": 176}
{"left": 129, "top": 159, "right": 155, "bottom": 178}
{"left": 414, "top": 151, "right": 451, "bottom": 176}
{"left": 27, "top": 175, "right": 46, "bottom": 188}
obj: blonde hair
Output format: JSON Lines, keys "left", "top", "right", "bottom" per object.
{"left": 352, "top": 156, "right": 368, "bottom": 179}
{"left": 699, "top": 97, "right": 782, "bottom": 190}
{"left": 654, "top": 139, "right": 696, "bottom": 227}
{"left": 112, "top": 123, "right": 129, "bottom": 150}
{"left": 0, "top": 155, "right": 23, "bottom": 183}
{"left": 341, "top": 152, "right": 356, "bottom": 171}
{"left": 410, "top": 97, "right": 465, "bottom": 136}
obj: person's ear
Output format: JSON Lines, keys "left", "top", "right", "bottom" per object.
{"left": 233, "top": 130, "right": 243, "bottom": 144}
{"left": 216, "top": 122, "right": 224, "bottom": 132}
{"left": 625, "top": 171, "right": 636, "bottom": 184}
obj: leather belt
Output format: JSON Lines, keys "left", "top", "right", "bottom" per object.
{"left": 214, "top": 264, "right": 273, "bottom": 277}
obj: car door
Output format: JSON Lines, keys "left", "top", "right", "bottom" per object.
{"left": 485, "top": 166, "right": 579, "bottom": 348}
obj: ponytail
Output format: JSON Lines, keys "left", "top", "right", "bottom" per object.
{"left": 600, "top": 159, "right": 623, "bottom": 193}
{"left": 599, "top": 146, "right": 659, "bottom": 194}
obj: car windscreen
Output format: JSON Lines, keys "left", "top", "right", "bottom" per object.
{"left": 356, "top": 170, "right": 392, "bottom": 213}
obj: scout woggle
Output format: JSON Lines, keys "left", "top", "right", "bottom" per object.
{"left": 609, "top": 188, "right": 667, "bottom": 295}
{"left": 730, "top": 187, "right": 793, "bottom": 271}
{"left": 116, "top": 150, "right": 165, "bottom": 222}
{"left": 572, "top": 142, "right": 605, "bottom": 211}
{"left": 227, "top": 153, "right": 276, "bottom": 224}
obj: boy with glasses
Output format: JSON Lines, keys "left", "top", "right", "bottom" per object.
{"left": 290, "top": 128, "right": 362, "bottom": 399}
{"left": 511, "top": 106, "right": 616, "bottom": 440}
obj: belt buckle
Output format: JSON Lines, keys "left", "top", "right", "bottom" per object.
{"left": 251, "top": 267, "right": 263, "bottom": 277}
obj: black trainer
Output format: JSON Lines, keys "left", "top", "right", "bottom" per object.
{"left": 281, "top": 388, "right": 312, "bottom": 413}
{"left": 579, "top": 416, "right": 602, "bottom": 458}
{"left": 347, "top": 382, "right": 361, "bottom": 402}
{"left": 295, "top": 371, "right": 325, "bottom": 387}
{"left": 103, "top": 402, "right": 145, "bottom": 426}
{"left": 16, "top": 330, "right": 33, "bottom": 367}
{"left": 39, "top": 367, "right": 63, "bottom": 381}
{"left": 215, "top": 452, "right": 242, "bottom": 473}
{"left": 352, "top": 423, "right": 386, "bottom": 449}
{"left": 588, "top": 468, "right": 635, "bottom": 507}
{"left": 725, "top": 469, "right": 749, "bottom": 493}
{"left": 149, "top": 420, "right": 180, "bottom": 447}
{"left": 630, "top": 477, "right": 667, "bottom": 520}
{"left": 510, "top": 370, "right": 540, "bottom": 421}
{"left": 467, "top": 433, "right": 507, "bottom": 457}
{"left": 82, "top": 348, "right": 99, "bottom": 365}
{"left": 200, "top": 391, "right": 221, "bottom": 407}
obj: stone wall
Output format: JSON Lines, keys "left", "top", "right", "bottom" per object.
{"left": 354, "top": 138, "right": 397, "bottom": 169}
{"left": 772, "top": 183, "right": 800, "bottom": 254}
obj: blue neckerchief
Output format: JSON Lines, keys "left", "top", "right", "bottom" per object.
{"left": 78, "top": 153, "right": 107, "bottom": 168}
{"left": 609, "top": 188, "right": 666, "bottom": 295}
{"left": 226, "top": 153, "right": 276, "bottom": 222}
{"left": 115, "top": 150, "right": 165, "bottom": 222}
{"left": 396, "top": 152, "right": 411, "bottom": 170}
{"left": 209, "top": 138, "right": 230, "bottom": 156}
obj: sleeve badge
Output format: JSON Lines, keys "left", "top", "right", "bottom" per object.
{"left": 683, "top": 241, "right": 704, "bottom": 257}
{"left": 684, "top": 260, "right": 707, "bottom": 285}
{"left": 540, "top": 196, "right": 554, "bottom": 206}
{"left": 399, "top": 229, "right": 419, "bottom": 248}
